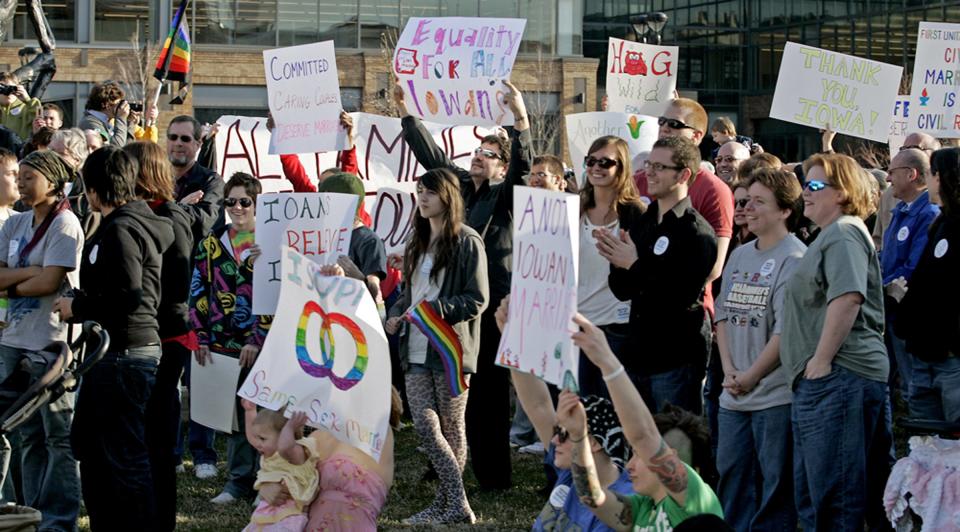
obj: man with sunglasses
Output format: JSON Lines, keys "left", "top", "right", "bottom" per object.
{"left": 714, "top": 142, "right": 750, "bottom": 184}
{"left": 166, "top": 115, "right": 225, "bottom": 244}
{"left": 393, "top": 80, "right": 532, "bottom": 491}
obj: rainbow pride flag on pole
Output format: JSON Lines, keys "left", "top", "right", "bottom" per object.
{"left": 153, "top": 0, "right": 192, "bottom": 104}
{"left": 406, "top": 300, "right": 469, "bottom": 397}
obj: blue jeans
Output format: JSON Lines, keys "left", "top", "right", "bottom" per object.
{"left": 909, "top": 356, "right": 960, "bottom": 422}
{"left": 578, "top": 324, "right": 628, "bottom": 399}
{"left": 631, "top": 363, "right": 703, "bottom": 415}
{"left": 72, "top": 346, "right": 160, "bottom": 531}
{"left": 792, "top": 366, "right": 893, "bottom": 532}
{"left": 0, "top": 345, "right": 80, "bottom": 532}
{"left": 174, "top": 357, "right": 217, "bottom": 466}
{"left": 885, "top": 313, "right": 911, "bottom": 403}
{"left": 717, "top": 405, "right": 795, "bottom": 532}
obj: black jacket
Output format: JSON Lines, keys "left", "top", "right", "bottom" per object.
{"left": 400, "top": 116, "right": 532, "bottom": 303}
{"left": 174, "top": 162, "right": 225, "bottom": 245}
{"left": 151, "top": 201, "right": 194, "bottom": 339}
{"left": 72, "top": 201, "right": 175, "bottom": 350}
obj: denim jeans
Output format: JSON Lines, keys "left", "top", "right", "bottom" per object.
{"left": 72, "top": 346, "right": 160, "bottom": 531}
{"left": 223, "top": 366, "right": 258, "bottom": 499}
{"left": 717, "top": 405, "right": 795, "bottom": 532}
{"left": 174, "top": 356, "right": 218, "bottom": 466}
{"left": 792, "top": 366, "right": 893, "bottom": 532}
{"left": 885, "top": 313, "right": 911, "bottom": 403}
{"left": 704, "top": 341, "right": 723, "bottom": 463}
{"left": 146, "top": 342, "right": 189, "bottom": 532}
{"left": 0, "top": 345, "right": 80, "bottom": 532}
{"left": 578, "top": 324, "right": 628, "bottom": 399}
{"left": 909, "top": 355, "right": 960, "bottom": 422}
{"left": 631, "top": 363, "right": 704, "bottom": 415}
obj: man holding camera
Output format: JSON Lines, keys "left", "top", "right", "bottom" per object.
{"left": 78, "top": 81, "right": 130, "bottom": 148}
{"left": 0, "top": 72, "right": 42, "bottom": 141}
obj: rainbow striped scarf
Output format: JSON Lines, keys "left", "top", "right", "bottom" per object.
{"left": 406, "top": 300, "right": 468, "bottom": 397}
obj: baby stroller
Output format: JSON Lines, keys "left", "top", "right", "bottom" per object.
{"left": 884, "top": 418, "right": 960, "bottom": 531}
{"left": 0, "top": 322, "right": 109, "bottom": 532}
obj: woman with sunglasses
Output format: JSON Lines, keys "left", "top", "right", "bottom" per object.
{"left": 780, "top": 153, "right": 891, "bottom": 531}
{"left": 188, "top": 172, "right": 272, "bottom": 506}
{"left": 578, "top": 135, "right": 645, "bottom": 397}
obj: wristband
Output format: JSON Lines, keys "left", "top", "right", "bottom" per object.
{"left": 602, "top": 364, "right": 625, "bottom": 382}
{"left": 7, "top": 284, "right": 18, "bottom": 299}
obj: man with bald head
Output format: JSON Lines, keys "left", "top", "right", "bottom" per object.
{"left": 714, "top": 142, "right": 750, "bottom": 184}
{"left": 881, "top": 147, "right": 940, "bottom": 402}
{"left": 900, "top": 132, "right": 941, "bottom": 154}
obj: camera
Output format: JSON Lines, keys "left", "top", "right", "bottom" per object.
{"left": 129, "top": 102, "right": 144, "bottom": 113}
{"left": 0, "top": 85, "right": 18, "bottom": 96}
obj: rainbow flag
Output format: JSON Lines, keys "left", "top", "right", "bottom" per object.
{"left": 406, "top": 301, "right": 468, "bottom": 397}
{"left": 153, "top": 0, "right": 192, "bottom": 103}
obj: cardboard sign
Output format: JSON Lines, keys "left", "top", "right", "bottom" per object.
{"left": 263, "top": 41, "right": 348, "bottom": 154}
{"left": 190, "top": 352, "right": 242, "bottom": 433}
{"left": 605, "top": 38, "right": 678, "bottom": 116}
{"left": 393, "top": 17, "right": 526, "bottom": 126}
{"left": 496, "top": 187, "right": 579, "bottom": 389}
{"left": 239, "top": 248, "right": 391, "bottom": 461}
{"left": 770, "top": 42, "right": 903, "bottom": 142}
{"left": 910, "top": 22, "right": 960, "bottom": 138}
{"left": 371, "top": 182, "right": 418, "bottom": 255}
{"left": 565, "top": 112, "right": 659, "bottom": 186}
{"left": 253, "top": 193, "right": 358, "bottom": 314}
{"left": 889, "top": 96, "right": 911, "bottom": 159}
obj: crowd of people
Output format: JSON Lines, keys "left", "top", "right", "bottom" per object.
{"left": 0, "top": 73, "right": 956, "bottom": 532}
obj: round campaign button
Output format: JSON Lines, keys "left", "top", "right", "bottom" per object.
{"left": 653, "top": 236, "right": 670, "bottom": 256}
{"left": 89, "top": 244, "right": 99, "bottom": 264}
{"left": 760, "top": 259, "right": 776, "bottom": 276}
{"left": 935, "top": 238, "right": 949, "bottom": 259}
{"left": 897, "top": 226, "right": 910, "bottom": 242}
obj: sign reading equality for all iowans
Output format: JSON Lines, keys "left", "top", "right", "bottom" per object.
{"left": 239, "top": 247, "right": 391, "bottom": 461}
{"left": 605, "top": 38, "right": 678, "bottom": 116}
{"left": 253, "top": 193, "right": 358, "bottom": 315}
{"left": 910, "top": 21, "right": 960, "bottom": 138}
{"left": 770, "top": 42, "right": 903, "bottom": 143}
{"left": 496, "top": 187, "right": 579, "bottom": 390}
{"left": 393, "top": 17, "right": 526, "bottom": 126}
{"left": 263, "top": 40, "right": 348, "bottom": 154}
{"left": 565, "top": 112, "right": 659, "bottom": 186}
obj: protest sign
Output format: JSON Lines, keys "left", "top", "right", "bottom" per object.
{"left": 263, "top": 41, "right": 348, "bottom": 154}
{"left": 565, "top": 111, "right": 658, "bottom": 185}
{"left": 393, "top": 17, "right": 526, "bottom": 126}
{"left": 605, "top": 38, "right": 678, "bottom": 116}
{"left": 496, "top": 187, "right": 579, "bottom": 389}
{"left": 770, "top": 42, "right": 902, "bottom": 142}
{"left": 889, "top": 96, "right": 910, "bottom": 159}
{"left": 239, "top": 247, "right": 391, "bottom": 461}
{"left": 253, "top": 193, "right": 358, "bottom": 314}
{"left": 190, "top": 352, "right": 242, "bottom": 433}
{"left": 910, "top": 22, "right": 960, "bottom": 138}
{"left": 371, "top": 182, "right": 418, "bottom": 255}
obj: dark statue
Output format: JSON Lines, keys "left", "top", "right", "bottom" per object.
{"left": 0, "top": 0, "right": 57, "bottom": 98}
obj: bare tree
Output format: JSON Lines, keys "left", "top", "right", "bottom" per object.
{"left": 524, "top": 48, "right": 563, "bottom": 155}
{"left": 114, "top": 24, "right": 160, "bottom": 103}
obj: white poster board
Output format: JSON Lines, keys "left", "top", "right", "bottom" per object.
{"left": 770, "top": 42, "right": 903, "bottom": 142}
{"left": 496, "top": 187, "right": 579, "bottom": 389}
{"left": 239, "top": 247, "right": 391, "bottom": 461}
{"left": 565, "top": 112, "right": 659, "bottom": 185}
{"left": 264, "top": 41, "right": 348, "bottom": 154}
{"left": 371, "top": 182, "right": 418, "bottom": 255}
{"left": 910, "top": 21, "right": 960, "bottom": 138}
{"left": 393, "top": 17, "right": 526, "bottom": 126}
{"left": 190, "top": 352, "right": 242, "bottom": 433}
{"left": 889, "top": 96, "right": 911, "bottom": 159}
{"left": 606, "top": 38, "right": 678, "bottom": 116}
{"left": 253, "top": 193, "right": 358, "bottom": 314}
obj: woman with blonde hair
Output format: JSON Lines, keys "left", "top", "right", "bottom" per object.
{"left": 579, "top": 135, "right": 645, "bottom": 397}
{"left": 780, "top": 153, "right": 891, "bottom": 531}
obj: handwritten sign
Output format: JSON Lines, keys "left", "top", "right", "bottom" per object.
{"left": 496, "top": 187, "right": 579, "bottom": 389}
{"left": 253, "top": 193, "right": 358, "bottom": 314}
{"left": 889, "top": 96, "right": 910, "bottom": 159}
{"left": 770, "top": 42, "right": 903, "bottom": 142}
{"left": 910, "top": 22, "right": 960, "bottom": 138}
{"left": 264, "top": 41, "right": 348, "bottom": 154}
{"left": 565, "top": 112, "right": 659, "bottom": 186}
{"left": 393, "top": 17, "right": 526, "bottom": 126}
{"left": 239, "top": 247, "right": 391, "bottom": 461}
{"left": 371, "top": 182, "right": 418, "bottom": 255}
{"left": 605, "top": 38, "right": 678, "bottom": 116}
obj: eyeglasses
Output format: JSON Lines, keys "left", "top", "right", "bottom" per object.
{"left": 473, "top": 147, "right": 503, "bottom": 161}
{"left": 584, "top": 156, "right": 619, "bottom": 169}
{"left": 804, "top": 180, "right": 833, "bottom": 192}
{"left": 715, "top": 155, "right": 742, "bottom": 164}
{"left": 224, "top": 197, "right": 253, "bottom": 208}
{"left": 887, "top": 166, "right": 912, "bottom": 174}
{"left": 643, "top": 160, "right": 684, "bottom": 173}
{"left": 735, "top": 198, "right": 749, "bottom": 209}
{"left": 658, "top": 116, "right": 695, "bottom": 130}
{"left": 552, "top": 425, "right": 569, "bottom": 444}
{"left": 527, "top": 171, "right": 557, "bottom": 180}
{"left": 167, "top": 133, "right": 197, "bottom": 143}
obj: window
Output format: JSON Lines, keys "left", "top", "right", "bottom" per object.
{"left": 278, "top": 0, "right": 360, "bottom": 48}
{"left": 11, "top": 0, "right": 76, "bottom": 42}
{"left": 94, "top": 0, "right": 150, "bottom": 42}
{"left": 193, "top": 0, "right": 277, "bottom": 46}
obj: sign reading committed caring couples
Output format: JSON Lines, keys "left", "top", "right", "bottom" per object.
{"left": 605, "top": 38, "right": 678, "bottom": 116}
{"left": 264, "top": 40, "right": 348, "bottom": 154}
{"left": 770, "top": 42, "right": 903, "bottom": 143}
{"left": 240, "top": 247, "right": 391, "bottom": 460}
{"left": 253, "top": 193, "right": 358, "bottom": 315}
{"left": 393, "top": 17, "right": 526, "bottom": 126}
{"left": 565, "top": 111, "right": 659, "bottom": 185}
{"left": 911, "top": 21, "right": 960, "bottom": 138}
{"left": 496, "top": 187, "right": 579, "bottom": 389}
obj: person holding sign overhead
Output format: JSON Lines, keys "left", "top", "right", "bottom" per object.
{"left": 385, "top": 168, "right": 489, "bottom": 524}
{"left": 394, "top": 79, "right": 531, "bottom": 491}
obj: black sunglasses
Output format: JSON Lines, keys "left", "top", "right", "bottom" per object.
{"left": 658, "top": 116, "right": 695, "bottom": 130}
{"left": 735, "top": 198, "right": 749, "bottom": 209}
{"left": 224, "top": 197, "right": 253, "bottom": 208}
{"left": 584, "top": 156, "right": 619, "bottom": 169}
{"left": 167, "top": 133, "right": 197, "bottom": 143}
{"left": 552, "top": 425, "right": 569, "bottom": 444}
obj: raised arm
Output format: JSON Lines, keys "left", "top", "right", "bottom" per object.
{"left": 278, "top": 411, "right": 309, "bottom": 466}
{"left": 394, "top": 83, "right": 469, "bottom": 180}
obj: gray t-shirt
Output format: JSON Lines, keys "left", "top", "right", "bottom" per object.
{"left": 780, "top": 216, "right": 888, "bottom": 386}
{"left": 715, "top": 235, "right": 806, "bottom": 411}
{"left": 0, "top": 210, "right": 83, "bottom": 351}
